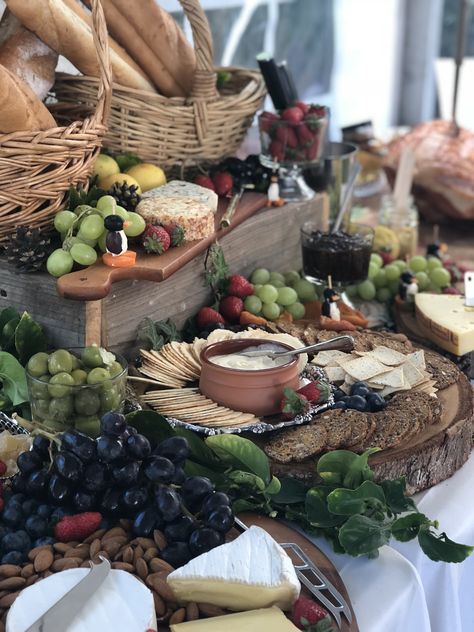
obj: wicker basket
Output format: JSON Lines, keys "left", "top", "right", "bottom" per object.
{"left": 0, "top": 0, "right": 112, "bottom": 244}
{"left": 52, "top": 0, "right": 266, "bottom": 169}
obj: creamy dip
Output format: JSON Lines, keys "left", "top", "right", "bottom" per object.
{"left": 210, "top": 344, "right": 292, "bottom": 371}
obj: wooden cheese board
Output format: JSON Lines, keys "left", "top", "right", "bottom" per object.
{"left": 56, "top": 192, "right": 268, "bottom": 301}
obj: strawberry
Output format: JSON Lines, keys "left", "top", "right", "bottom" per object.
{"left": 305, "top": 139, "right": 320, "bottom": 161}
{"left": 141, "top": 225, "right": 171, "bottom": 254}
{"left": 196, "top": 307, "right": 225, "bottom": 330}
{"left": 297, "top": 380, "right": 330, "bottom": 404}
{"left": 307, "top": 104, "right": 327, "bottom": 118}
{"left": 379, "top": 250, "right": 395, "bottom": 265}
{"left": 275, "top": 125, "right": 298, "bottom": 148}
{"left": 194, "top": 175, "right": 215, "bottom": 191}
{"left": 219, "top": 296, "right": 244, "bottom": 323}
{"left": 163, "top": 223, "right": 185, "bottom": 247}
{"left": 296, "top": 124, "right": 316, "bottom": 147}
{"left": 54, "top": 512, "right": 102, "bottom": 542}
{"left": 281, "top": 106, "right": 304, "bottom": 124}
{"left": 293, "top": 100, "right": 310, "bottom": 115}
{"left": 260, "top": 111, "right": 279, "bottom": 133}
{"left": 212, "top": 172, "right": 234, "bottom": 197}
{"left": 305, "top": 115, "right": 322, "bottom": 133}
{"left": 269, "top": 139, "right": 285, "bottom": 161}
{"left": 279, "top": 388, "right": 310, "bottom": 420}
{"left": 292, "top": 595, "right": 330, "bottom": 630}
{"left": 0, "top": 461, "right": 7, "bottom": 477}
{"left": 226, "top": 274, "right": 254, "bottom": 298}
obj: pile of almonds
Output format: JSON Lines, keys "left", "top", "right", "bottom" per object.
{"left": 0, "top": 522, "right": 229, "bottom": 631}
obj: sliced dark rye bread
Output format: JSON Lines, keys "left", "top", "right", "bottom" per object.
{"left": 317, "top": 410, "right": 355, "bottom": 449}
{"left": 423, "top": 349, "right": 460, "bottom": 390}
{"left": 263, "top": 423, "right": 328, "bottom": 463}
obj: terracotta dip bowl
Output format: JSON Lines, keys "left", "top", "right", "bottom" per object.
{"left": 199, "top": 339, "right": 300, "bottom": 417}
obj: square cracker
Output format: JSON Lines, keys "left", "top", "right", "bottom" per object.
{"left": 312, "top": 350, "right": 349, "bottom": 367}
{"left": 401, "top": 360, "right": 426, "bottom": 387}
{"left": 368, "top": 346, "right": 408, "bottom": 366}
{"left": 370, "top": 366, "right": 405, "bottom": 388}
{"left": 324, "top": 366, "right": 346, "bottom": 382}
{"left": 342, "top": 356, "right": 390, "bottom": 381}
{"left": 407, "top": 350, "right": 426, "bottom": 370}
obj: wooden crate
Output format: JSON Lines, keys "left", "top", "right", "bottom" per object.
{"left": 0, "top": 195, "right": 328, "bottom": 354}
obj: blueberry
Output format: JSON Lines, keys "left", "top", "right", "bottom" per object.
{"left": 366, "top": 393, "right": 386, "bottom": 412}
{"left": 28, "top": 469, "right": 50, "bottom": 498}
{"left": 351, "top": 384, "right": 371, "bottom": 398}
{"left": 37, "top": 504, "right": 53, "bottom": 519}
{"left": 345, "top": 395, "right": 368, "bottom": 412}
{"left": 2, "top": 505, "right": 23, "bottom": 528}
{"left": 49, "top": 507, "right": 69, "bottom": 524}
{"left": 33, "top": 537, "right": 55, "bottom": 547}
{"left": 332, "top": 401, "right": 347, "bottom": 409}
{"left": 1, "top": 551, "right": 25, "bottom": 565}
{"left": 22, "top": 499, "right": 39, "bottom": 515}
{"left": 333, "top": 389, "right": 346, "bottom": 402}
{"left": 17, "top": 451, "right": 42, "bottom": 475}
{"left": 25, "top": 515, "right": 48, "bottom": 538}
{"left": 2, "top": 530, "right": 31, "bottom": 552}
{"left": 9, "top": 493, "right": 26, "bottom": 504}
{"left": 351, "top": 381, "right": 369, "bottom": 390}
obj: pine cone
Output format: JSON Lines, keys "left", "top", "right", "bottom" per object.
{"left": 108, "top": 182, "right": 141, "bottom": 212}
{"left": 4, "top": 226, "right": 51, "bottom": 273}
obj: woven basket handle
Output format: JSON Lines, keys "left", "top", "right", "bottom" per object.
{"left": 89, "top": 0, "right": 112, "bottom": 128}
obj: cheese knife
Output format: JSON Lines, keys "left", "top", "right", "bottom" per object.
{"left": 25, "top": 556, "right": 111, "bottom": 632}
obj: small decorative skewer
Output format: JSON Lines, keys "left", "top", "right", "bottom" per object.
{"left": 321, "top": 275, "right": 341, "bottom": 321}
{"left": 426, "top": 224, "right": 448, "bottom": 259}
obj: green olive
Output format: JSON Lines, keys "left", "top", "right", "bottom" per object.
{"left": 108, "top": 360, "right": 124, "bottom": 378}
{"left": 48, "top": 372, "right": 75, "bottom": 398}
{"left": 74, "top": 389, "right": 100, "bottom": 416}
{"left": 27, "top": 352, "right": 49, "bottom": 377}
{"left": 70, "top": 355, "right": 81, "bottom": 370}
{"left": 74, "top": 416, "right": 101, "bottom": 438}
{"left": 87, "top": 368, "right": 111, "bottom": 385}
{"left": 48, "top": 349, "right": 73, "bottom": 375}
{"left": 71, "top": 369, "right": 88, "bottom": 385}
{"left": 32, "top": 399, "right": 50, "bottom": 421}
{"left": 81, "top": 346, "right": 104, "bottom": 369}
{"left": 42, "top": 418, "right": 68, "bottom": 432}
{"left": 29, "top": 374, "right": 50, "bottom": 400}
{"left": 100, "top": 389, "right": 122, "bottom": 413}
{"left": 48, "top": 396, "right": 74, "bottom": 422}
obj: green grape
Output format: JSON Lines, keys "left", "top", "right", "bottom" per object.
{"left": 71, "top": 355, "right": 81, "bottom": 370}
{"left": 429, "top": 267, "right": 451, "bottom": 288}
{"left": 368, "top": 261, "right": 379, "bottom": 280}
{"left": 373, "top": 269, "right": 387, "bottom": 289}
{"left": 427, "top": 257, "right": 442, "bottom": 270}
{"left": 253, "top": 284, "right": 263, "bottom": 293}
{"left": 257, "top": 284, "right": 279, "bottom": 304}
{"left": 388, "top": 279, "right": 400, "bottom": 296}
{"left": 74, "top": 416, "right": 100, "bottom": 437}
{"left": 76, "top": 236, "right": 98, "bottom": 248}
{"left": 71, "top": 369, "right": 88, "bottom": 385}
{"left": 62, "top": 236, "right": 80, "bottom": 250}
{"left": 124, "top": 212, "right": 146, "bottom": 237}
{"left": 108, "top": 360, "right": 124, "bottom": 378}
{"left": 74, "top": 204, "right": 95, "bottom": 218}
{"left": 27, "top": 352, "right": 49, "bottom": 377}
{"left": 46, "top": 249, "right": 74, "bottom": 278}
{"left": 271, "top": 279, "right": 285, "bottom": 288}
{"left": 96, "top": 195, "right": 117, "bottom": 215}
{"left": 100, "top": 389, "right": 121, "bottom": 413}
{"left": 98, "top": 231, "right": 107, "bottom": 253}
{"left": 48, "top": 372, "right": 75, "bottom": 398}
{"left": 87, "top": 367, "right": 111, "bottom": 385}
{"left": 250, "top": 268, "right": 270, "bottom": 284}
{"left": 285, "top": 301, "right": 305, "bottom": 319}
{"left": 78, "top": 215, "right": 104, "bottom": 241}
{"left": 415, "top": 271, "right": 430, "bottom": 291}
{"left": 114, "top": 206, "right": 129, "bottom": 221}
{"left": 345, "top": 285, "right": 358, "bottom": 298}
{"left": 269, "top": 272, "right": 285, "bottom": 285}
{"left": 384, "top": 264, "right": 401, "bottom": 282}
{"left": 293, "top": 279, "right": 317, "bottom": 302}
{"left": 262, "top": 302, "right": 280, "bottom": 320}
{"left": 74, "top": 390, "right": 100, "bottom": 416}
{"left": 376, "top": 287, "right": 391, "bottom": 303}
{"left": 70, "top": 243, "right": 97, "bottom": 266}
{"left": 393, "top": 259, "right": 408, "bottom": 271}
{"left": 408, "top": 255, "right": 427, "bottom": 272}
{"left": 81, "top": 346, "right": 104, "bottom": 368}
{"left": 32, "top": 399, "right": 50, "bottom": 421}
{"left": 277, "top": 286, "right": 298, "bottom": 306}
{"left": 427, "top": 283, "right": 442, "bottom": 294}
{"left": 29, "top": 375, "right": 50, "bottom": 400}
{"left": 370, "top": 253, "right": 383, "bottom": 268}
{"left": 54, "top": 211, "right": 76, "bottom": 233}
{"left": 48, "top": 349, "right": 73, "bottom": 375}
{"left": 357, "top": 280, "right": 376, "bottom": 301}
{"left": 284, "top": 270, "right": 300, "bottom": 285}
{"left": 49, "top": 396, "right": 74, "bottom": 422}
{"left": 244, "top": 295, "right": 262, "bottom": 315}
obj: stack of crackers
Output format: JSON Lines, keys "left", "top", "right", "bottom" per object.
{"left": 312, "top": 345, "right": 437, "bottom": 397}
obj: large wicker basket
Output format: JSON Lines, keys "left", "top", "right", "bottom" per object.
{"left": 0, "top": 0, "right": 112, "bottom": 244}
{"left": 52, "top": 0, "right": 266, "bottom": 169}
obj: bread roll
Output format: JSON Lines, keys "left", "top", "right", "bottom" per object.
{"left": 0, "top": 63, "right": 57, "bottom": 133}
{"left": 0, "top": 9, "right": 58, "bottom": 100}
{"left": 5, "top": 0, "right": 155, "bottom": 92}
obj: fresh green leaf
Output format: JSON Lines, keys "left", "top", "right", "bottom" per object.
{"left": 392, "top": 512, "right": 430, "bottom": 542}
{"left": 265, "top": 476, "right": 281, "bottom": 496}
{"left": 317, "top": 449, "right": 379, "bottom": 488}
{"left": 381, "top": 478, "right": 416, "bottom": 514}
{"left": 0, "top": 351, "right": 28, "bottom": 406}
{"left": 327, "top": 481, "right": 386, "bottom": 516}
{"left": 305, "top": 487, "right": 345, "bottom": 528}
{"left": 233, "top": 498, "right": 267, "bottom": 514}
{"left": 339, "top": 515, "right": 392, "bottom": 556}
{"left": 115, "top": 152, "right": 142, "bottom": 172}
{"left": 1, "top": 316, "right": 20, "bottom": 352}
{"left": 206, "top": 434, "right": 271, "bottom": 485}
{"left": 272, "top": 477, "right": 308, "bottom": 504}
{"left": 174, "top": 428, "right": 225, "bottom": 470}
{"left": 14, "top": 312, "right": 47, "bottom": 365}
{"left": 228, "top": 470, "right": 266, "bottom": 491}
{"left": 204, "top": 243, "right": 229, "bottom": 301}
{"left": 0, "top": 307, "right": 19, "bottom": 334}
{"left": 125, "top": 410, "right": 175, "bottom": 445}
{"left": 136, "top": 318, "right": 181, "bottom": 352}
{"left": 418, "top": 528, "right": 474, "bottom": 563}
{"left": 342, "top": 448, "right": 380, "bottom": 489}
{"left": 216, "top": 70, "right": 232, "bottom": 89}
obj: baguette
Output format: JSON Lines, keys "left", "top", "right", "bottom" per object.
{"left": 0, "top": 10, "right": 58, "bottom": 101}
{"left": 83, "top": 0, "right": 185, "bottom": 97}
{"left": 5, "top": 0, "right": 155, "bottom": 92}
{"left": 0, "top": 63, "right": 57, "bottom": 133}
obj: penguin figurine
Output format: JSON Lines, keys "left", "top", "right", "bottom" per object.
{"left": 322, "top": 287, "right": 341, "bottom": 321}
{"left": 104, "top": 214, "right": 128, "bottom": 256}
{"left": 398, "top": 271, "right": 418, "bottom": 302}
{"left": 426, "top": 241, "right": 448, "bottom": 260}
{"left": 266, "top": 172, "right": 284, "bottom": 207}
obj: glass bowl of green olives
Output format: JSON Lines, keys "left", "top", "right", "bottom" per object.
{"left": 26, "top": 346, "right": 127, "bottom": 436}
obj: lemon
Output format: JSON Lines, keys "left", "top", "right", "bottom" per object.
{"left": 99, "top": 173, "right": 142, "bottom": 194}
{"left": 93, "top": 154, "right": 119, "bottom": 180}
{"left": 373, "top": 225, "right": 400, "bottom": 259}
{"left": 126, "top": 163, "right": 166, "bottom": 192}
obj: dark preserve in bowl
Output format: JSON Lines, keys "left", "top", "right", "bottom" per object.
{"left": 301, "top": 227, "right": 373, "bottom": 284}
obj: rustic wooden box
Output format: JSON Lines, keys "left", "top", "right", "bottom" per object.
{"left": 0, "top": 195, "right": 327, "bottom": 355}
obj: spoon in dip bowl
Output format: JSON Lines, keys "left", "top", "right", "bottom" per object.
{"left": 238, "top": 335, "right": 354, "bottom": 360}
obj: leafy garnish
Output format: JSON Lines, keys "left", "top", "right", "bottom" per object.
{"left": 66, "top": 183, "right": 106, "bottom": 212}
{"left": 136, "top": 317, "right": 182, "bottom": 352}
{"left": 204, "top": 243, "right": 229, "bottom": 303}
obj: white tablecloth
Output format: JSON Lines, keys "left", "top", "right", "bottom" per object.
{"left": 305, "top": 450, "right": 474, "bottom": 632}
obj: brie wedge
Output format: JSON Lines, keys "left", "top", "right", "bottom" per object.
{"left": 170, "top": 606, "right": 300, "bottom": 631}
{"left": 167, "top": 526, "right": 301, "bottom": 611}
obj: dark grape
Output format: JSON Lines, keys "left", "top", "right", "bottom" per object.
{"left": 333, "top": 388, "right": 346, "bottom": 402}
{"left": 205, "top": 506, "right": 234, "bottom": 533}
{"left": 61, "top": 430, "right": 97, "bottom": 463}
{"left": 2, "top": 506, "right": 23, "bottom": 528}
{"left": 181, "top": 476, "right": 215, "bottom": 508}
{"left": 36, "top": 504, "right": 52, "bottom": 519}
{"left": 154, "top": 437, "right": 189, "bottom": 464}
{"left": 101, "top": 488, "right": 121, "bottom": 516}
{"left": 121, "top": 426, "right": 138, "bottom": 442}
{"left": 189, "top": 527, "right": 224, "bottom": 556}
{"left": 83, "top": 461, "right": 110, "bottom": 492}
{"left": 73, "top": 490, "right": 97, "bottom": 512}
{"left": 25, "top": 515, "right": 48, "bottom": 539}
{"left": 332, "top": 401, "right": 347, "bottom": 409}
{"left": 54, "top": 451, "right": 84, "bottom": 482}
{"left": 100, "top": 412, "right": 127, "bottom": 436}
{"left": 32, "top": 435, "right": 51, "bottom": 459}
{"left": 48, "top": 474, "right": 71, "bottom": 504}
{"left": 366, "top": 393, "right": 386, "bottom": 412}
{"left": 122, "top": 487, "right": 149, "bottom": 513}
{"left": 126, "top": 434, "right": 151, "bottom": 459}
{"left": 17, "top": 451, "right": 42, "bottom": 475}
{"left": 112, "top": 462, "right": 140, "bottom": 488}
{"left": 27, "top": 469, "right": 50, "bottom": 497}
{"left": 2, "top": 530, "right": 31, "bottom": 552}
{"left": 171, "top": 466, "right": 186, "bottom": 485}
{"left": 164, "top": 516, "right": 195, "bottom": 543}
{"left": 132, "top": 507, "right": 159, "bottom": 537}
{"left": 160, "top": 542, "right": 191, "bottom": 568}
{"left": 144, "top": 457, "right": 175, "bottom": 484}
{"left": 9, "top": 494, "right": 26, "bottom": 505}
{"left": 96, "top": 436, "right": 125, "bottom": 462}
{"left": 10, "top": 475, "right": 28, "bottom": 494}
{"left": 201, "top": 492, "right": 231, "bottom": 517}
{"left": 155, "top": 486, "right": 182, "bottom": 522}
{"left": 1, "top": 551, "right": 24, "bottom": 565}
{"left": 345, "top": 395, "right": 367, "bottom": 412}
{"left": 21, "top": 499, "right": 39, "bottom": 515}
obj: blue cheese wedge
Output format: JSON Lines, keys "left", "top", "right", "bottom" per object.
{"left": 167, "top": 526, "right": 301, "bottom": 611}
{"left": 137, "top": 196, "right": 215, "bottom": 241}
{"left": 141, "top": 180, "right": 218, "bottom": 212}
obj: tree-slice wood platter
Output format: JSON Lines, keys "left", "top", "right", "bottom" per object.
{"left": 57, "top": 192, "right": 267, "bottom": 301}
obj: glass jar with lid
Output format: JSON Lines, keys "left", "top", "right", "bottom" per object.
{"left": 379, "top": 193, "right": 419, "bottom": 259}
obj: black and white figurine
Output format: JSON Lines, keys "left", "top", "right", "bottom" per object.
{"left": 322, "top": 287, "right": 341, "bottom": 321}
{"left": 398, "top": 271, "right": 418, "bottom": 302}
{"left": 104, "top": 214, "right": 128, "bottom": 256}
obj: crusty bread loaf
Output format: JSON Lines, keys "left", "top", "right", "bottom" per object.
{"left": 0, "top": 9, "right": 58, "bottom": 100}
{"left": 5, "top": 0, "right": 155, "bottom": 92}
{"left": 137, "top": 197, "right": 215, "bottom": 241}
{"left": 0, "top": 63, "right": 57, "bottom": 133}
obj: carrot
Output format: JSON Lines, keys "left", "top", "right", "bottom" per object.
{"left": 239, "top": 311, "right": 268, "bottom": 327}
{"left": 102, "top": 251, "right": 137, "bottom": 268}
{"left": 318, "top": 315, "right": 356, "bottom": 331}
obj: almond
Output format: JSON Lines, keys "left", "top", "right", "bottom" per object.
{"left": 134, "top": 537, "right": 155, "bottom": 550}
{"left": 81, "top": 561, "right": 91, "bottom": 569}
{"left": 169, "top": 608, "right": 186, "bottom": 625}
{"left": 84, "top": 528, "right": 106, "bottom": 544}
{"left": 89, "top": 538, "right": 102, "bottom": 559}
{"left": 102, "top": 527, "right": 127, "bottom": 540}
{"left": 186, "top": 602, "right": 199, "bottom": 621}
{"left": 135, "top": 557, "right": 148, "bottom": 581}
{"left": 0, "top": 591, "right": 19, "bottom": 608}
{"left": 25, "top": 574, "right": 39, "bottom": 587}
{"left": 143, "top": 547, "right": 159, "bottom": 562}
{"left": 146, "top": 574, "right": 175, "bottom": 602}
{"left": 153, "top": 530, "right": 167, "bottom": 550}
{"left": 20, "top": 564, "right": 34, "bottom": 579}
{"left": 53, "top": 543, "right": 71, "bottom": 554}
{"left": 133, "top": 546, "right": 144, "bottom": 565}
{"left": 34, "top": 549, "right": 54, "bottom": 573}
{"left": 122, "top": 546, "right": 134, "bottom": 565}
{"left": 52, "top": 558, "right": 81, "bottom": 572}
{"left": 28, "top": 545, "right": 53, "bottom": 561}
{"left": 152, "top": 590, "right": 166, "bottom": 617}
{"left": 65, "top": 545, "right": 90, "bottom": 560}
{"left": 0, "top": 565, "right": 21, "bottom": 578}
{"left": 0, "top": 577, "right": 26, "bottom": 591}
{"left": 149, "top": 558, "right": 174, "bottom": 573}
{"left": 102, "top": 540, "right": 122, "bottom": 559}
{"left": 43, "top": 570, "right": 54, "bottom": 579}
{"left": 111, "top": 562, "right": 134, "bottom": 572}
{"left": 197, "top": 602, "right": 228, "bottom": 617}
{"left": 0, "top": 618, "right": 5, "bottom": 632}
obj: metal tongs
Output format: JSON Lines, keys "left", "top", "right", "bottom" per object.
{"left": 235, "top": 517, "right": 352, "bottom": 629}
{"left": 239, "top": 335, "right": 354, "bottom": 360}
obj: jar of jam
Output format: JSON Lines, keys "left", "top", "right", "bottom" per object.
{"left": 379, "top": 194, "right": 419, "bottom": 259}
